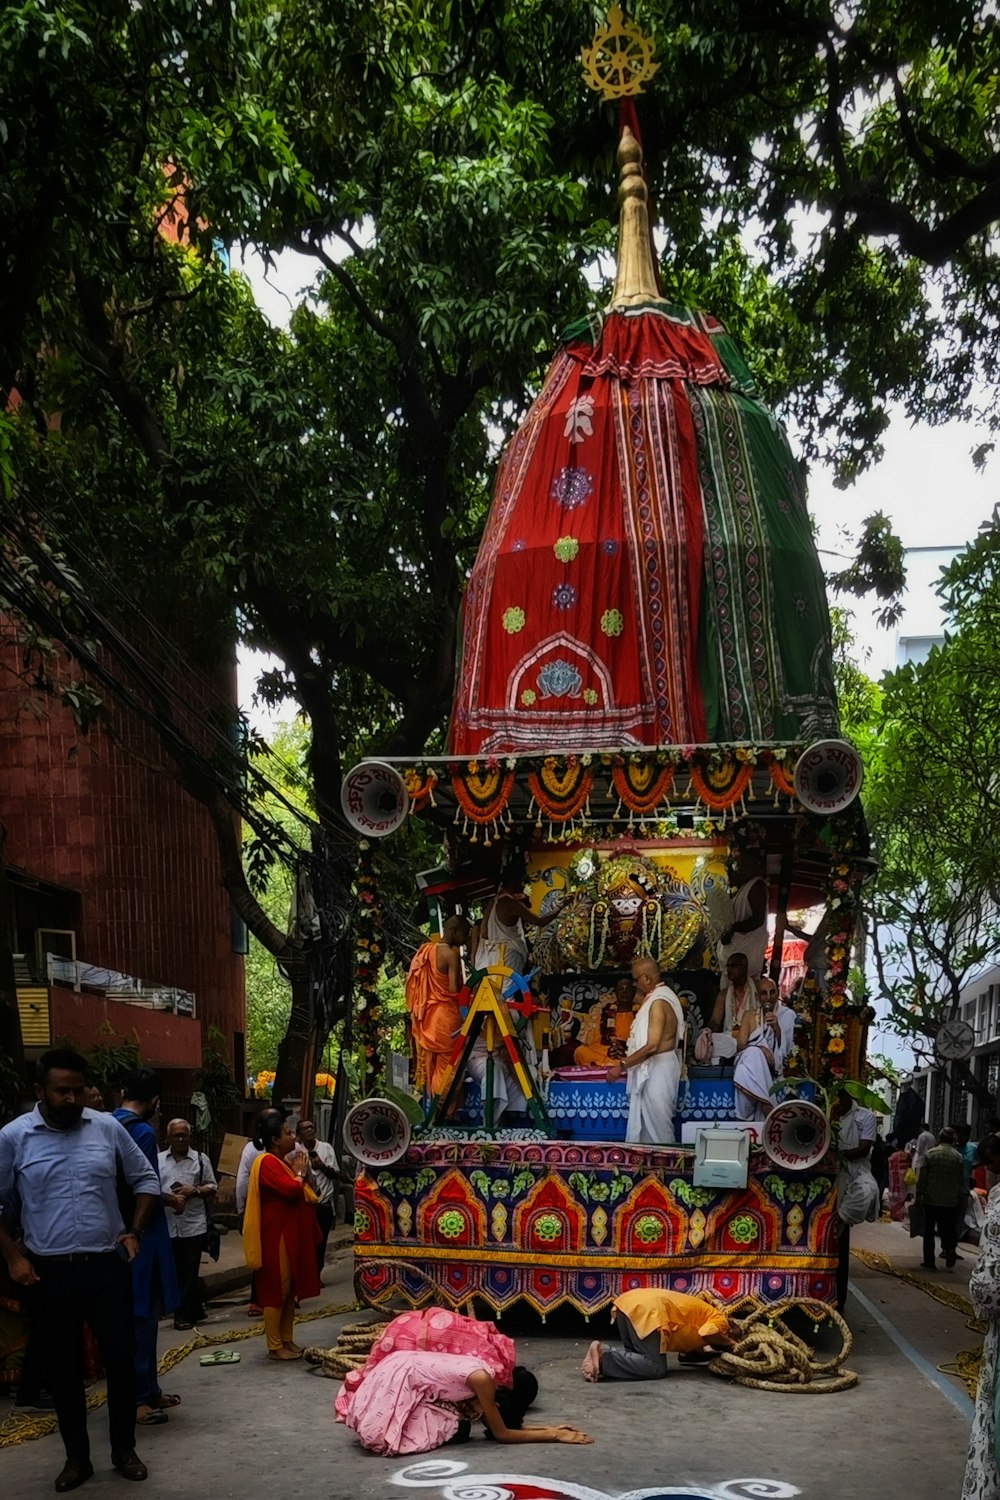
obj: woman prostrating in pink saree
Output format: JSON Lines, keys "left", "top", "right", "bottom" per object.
{"left": 335, "top": 1309, "right": 591, "bottom": 1455}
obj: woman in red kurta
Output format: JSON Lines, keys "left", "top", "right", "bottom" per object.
{"left": 243, "top": 1117, "right": 321, "bottom": 1360}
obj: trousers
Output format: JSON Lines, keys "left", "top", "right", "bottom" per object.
{"left": 600, "top": 1312, "right": 669, "bottom": 1380}
{"left": 171, "top": 1234, "right": 208, "bottom": 1324}
{"left": 262, "top": 1243, "right": 295, "bottom": 1354}
{"left": 27, "top": 1253, "right": 136, "bottom": 1462}
{"left": 836, "top": 1221, "right": 851, "bottom": 1310}
{"left": 315, "top": 1203, "right": 335, "bottom": 1275}
{"left": 923, "top": 1204, "right": 960, "bottom": 1267}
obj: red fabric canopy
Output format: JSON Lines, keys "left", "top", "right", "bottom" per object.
{"left": 452, "top": 309, "right": 728, "bottom": 753}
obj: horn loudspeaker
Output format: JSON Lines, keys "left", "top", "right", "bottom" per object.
{"left": 761, "top": 1100, "right": 831, "bottom": 1172}
{"left": 343, "top": 1098, "right": 411, "bottom": 1167}
{"left": 341, "top": 761, "right": 409, "bottom": 837}
{"left": 793, "top": 739, "right": 864, "bottom": 815}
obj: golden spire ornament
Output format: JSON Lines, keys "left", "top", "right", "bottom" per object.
{"left": 608, "top": 126, "right": 660, "bottom": 308}
{"left": 581, "top": 6, "right": 659, "bottom": 100}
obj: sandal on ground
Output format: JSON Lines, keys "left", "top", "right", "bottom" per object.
{"left": 152, "top": 1394, "right": 182, "bottom": 1408}
{"left": 136, "top": 1407, "right": 168, "bottom": 1426}
{"left": 199, "top": 1350, "right": 240, "bottom": 1366}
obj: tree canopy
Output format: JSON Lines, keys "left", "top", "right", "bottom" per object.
{"left": 859, "top": 525, "right": 1000, "bottom": 1098}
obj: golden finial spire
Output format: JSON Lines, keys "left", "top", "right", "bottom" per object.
{"left": 608, "top": 127, "right": 660, "bottom": 309}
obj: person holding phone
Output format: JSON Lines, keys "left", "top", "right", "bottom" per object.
{"left": 157, "top": 1118, "right": 217, "bottom": 1329}
{"left": 243, "top": 1117, "right": 321, "bottom": 1360}
{"left": 295, "top": 1119, "right": 338, "bottom": 1275}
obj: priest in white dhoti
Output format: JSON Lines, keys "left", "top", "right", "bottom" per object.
{"left": 467, "top": 1037, "right": 527, "bottom": 1121}
{"left": 732, "top": 975, "right": 794, "bottom": 1122}
{"left": 606, "top": 957, "right": 685, "bottom": 1145}
{"left": 697, "top": 952, "right": 758, "bottom": 1065}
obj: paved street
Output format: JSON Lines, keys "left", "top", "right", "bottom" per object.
{"left": 0, "top": 1220, "right": 978, "bottom": 1500}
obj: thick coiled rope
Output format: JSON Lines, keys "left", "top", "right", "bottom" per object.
{"left": 709, "top": 1298, "right": 858, "bottom": 1393}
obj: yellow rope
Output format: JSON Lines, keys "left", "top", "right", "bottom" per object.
{"left": 0, "top": 1300, "right": 357, "bottom": 1450}
{"left": 709, "top": 1298, "right": 858, "bottom": 1393}
{"left": 851, "top": 1248, "right": 979, "bottom": 1320}
{"left": 304, "top": 1316, "right": 388, "bottom": 1379}
{"left": 851, "top": 1246, "right": 984, "bottom": 1399}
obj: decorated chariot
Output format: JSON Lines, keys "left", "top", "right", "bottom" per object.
{"left": 339, "top": 28, "right": 872, "bottom": 1322}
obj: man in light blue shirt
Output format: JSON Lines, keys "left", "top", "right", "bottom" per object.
{"left": 0, "top": 1048, "right": 159, "bottom": 1491}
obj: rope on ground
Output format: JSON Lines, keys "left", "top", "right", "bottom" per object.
{"left": 709, "top": 1298, "right": 858, "bottom": 1393}
{"left": 851, "top": 1246, "right": 985, "bottom": 1400}
{"left": 0, "top": 1299, "right": 357, "bottom": 1450}
{"left": 304, "top": 1316, "right": 390, "bottom": 1378}
{"left": 850, "top": 1247, "right": 979, "bottom": 1321}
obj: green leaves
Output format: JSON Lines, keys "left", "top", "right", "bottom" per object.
{"left": 863, "top": 519, "right": 1000, "bottom": 1041}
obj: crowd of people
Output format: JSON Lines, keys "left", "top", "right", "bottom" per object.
{"left": 4, "top": 1036, "right": 1000, "bottom": 1493}
{"left": 2, "top": 896, "right": 997, "bottom": 1492}
{"left": 0, "top": 1049, "right": 351, "bottom": 1490}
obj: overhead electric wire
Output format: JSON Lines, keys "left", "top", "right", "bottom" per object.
{"left": 0, "top": 476, "right": 342, "bottom": 827}
{"left": 1, "top": 478, "right": 434, "bottom": 958}
{"left": 0, "top": 493, "right": 321, "bottom": 864}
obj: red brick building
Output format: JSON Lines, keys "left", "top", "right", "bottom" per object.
{"left": 1, "top": 620, "right": 246, "bottom": 1100}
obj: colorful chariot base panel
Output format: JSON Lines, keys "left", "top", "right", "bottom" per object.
{"left": 355, "top": 1139, "right": 837, "bottom": 1317}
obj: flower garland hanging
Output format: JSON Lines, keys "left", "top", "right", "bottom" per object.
{"left": 767, "top": 751, "right": 797, "bottom": 804}
{"left": 354, "top": 841, "right": 385, "bottom": 1093}
{"left": 451, "top": 761, "right": 516, "bottom": 843}
{"left": 688, "top": 755, "right": 754, "bottom": 821}
{"left": 611, "top": 758, "right": 676, "bottom": 821}
{"left": 403, "top": 767, "right": 438, "bottom": 811}
{"left": 526, "top": 757, "right": 594, "bottom": 834}
{"left": 823, "top": 814, "right": 867, "bottom": 1015}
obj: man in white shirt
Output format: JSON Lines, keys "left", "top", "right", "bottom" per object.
{"left": 833, "top": 1086, "right": 879, "bottom": 1311}
{"left": 157, "top": 1119, "right": 217, "bottom": 1330}
{"left": 296, "top": 1119, "right": 339, "bottom": 1274}
{"left": 716, "top": 849, "right": 769, "bottom": 976}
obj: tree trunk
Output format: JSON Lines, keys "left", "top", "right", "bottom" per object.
{"left": 0, "top": 824, "right": 29, "bottom": 1118}
{"left": 273, "top": 954, "right": 312, "bottom": 1105}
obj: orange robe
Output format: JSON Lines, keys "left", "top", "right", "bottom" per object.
{"left": 405, "top": 942, "right": 463, "bottom": 1095}
{"left": 574, "top": 1043, "right": 612, "bottom": 1066}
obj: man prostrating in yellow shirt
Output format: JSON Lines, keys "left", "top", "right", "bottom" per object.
{"left": 581, "top": 1288, "right": 733, "bottom": 1381}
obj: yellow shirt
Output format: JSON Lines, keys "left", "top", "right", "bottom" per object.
{"left": 612, "top": 1288, "right": 730, "bottom": 1354}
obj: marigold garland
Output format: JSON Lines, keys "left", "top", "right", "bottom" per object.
{"left": 527, "top": 759, "right": 594, "bottom": 824}
{"left": 688, "top": 759, "right": 754, "bottom": 816}
{"left": 768, "top": 755, "right": 797, "bottom": 801}
{"left": 355, "top": 843, "right": 384, "bottom": 1092}
{"left": 611, "top": 759, "right": 676, "bottom": 817}
{"left": 403, "top": 768, "right": 438, "bottom": 810}
{"left": 451, "top": 765, "right": 516, "bottom": 841}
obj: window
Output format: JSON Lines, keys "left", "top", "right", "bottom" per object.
{"left": 930, "top": 1072, "right": 946, "bottom": 1132}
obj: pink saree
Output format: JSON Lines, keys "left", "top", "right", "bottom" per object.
{"left": 335, "top": 1310, "right": 516, "bottom": 1456}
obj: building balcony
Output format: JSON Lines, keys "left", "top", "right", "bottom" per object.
{"left": 15, "top": 954, "right": 202, "bottom": 1070}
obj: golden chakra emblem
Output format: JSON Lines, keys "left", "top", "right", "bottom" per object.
{"left": 581, "top": 6, "right": 659, "bottom": 100}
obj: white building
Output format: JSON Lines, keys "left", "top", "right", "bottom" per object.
{"left": 909, "top": 962, "right": 1000, "bottom": 1135}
